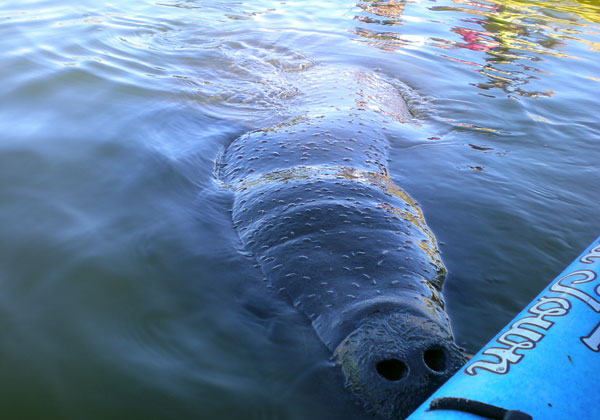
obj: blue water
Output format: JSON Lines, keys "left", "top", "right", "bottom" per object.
{"left": 1, "top": 0, "right": 598, "bottom": 418}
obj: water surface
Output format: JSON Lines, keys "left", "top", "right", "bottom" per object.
{"left": 1, "top": 0, "right": 599, "bottom": 418}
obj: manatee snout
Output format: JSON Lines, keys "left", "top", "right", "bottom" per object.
{"left": 333, "top": 313, "right": 467, "bottom": 419}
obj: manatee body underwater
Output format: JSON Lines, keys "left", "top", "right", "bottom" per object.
{"left": 217, "top": 67, "right": 466, "bottom": 419}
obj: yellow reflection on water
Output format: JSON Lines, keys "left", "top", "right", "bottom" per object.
{"left": 354, "top": 0, "right": 600, "bottom": 97}
{"left": 433, "top": 0, "right": 600, "bottom": 96}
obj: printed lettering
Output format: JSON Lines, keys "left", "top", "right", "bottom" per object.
{"left": 550, "top": 270, "right": 600, "bottom": 312}
{"left": 580, "top": 244, "right": 600, "bottom": 264}
{"left": 465, "top": 347, "right": 525, "bottom": 375}
{"left": 582, "top": 322, "right": 600, "bottom": 352}
{"left": 465, "top": 297, "right": 570, "bottom": 375}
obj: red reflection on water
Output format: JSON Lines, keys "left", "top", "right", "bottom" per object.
{"left": 353, "top": 0, "right": 599, "bottom": 98}
{"left": 452, "top": 26, "right": 501, "bottom": 51}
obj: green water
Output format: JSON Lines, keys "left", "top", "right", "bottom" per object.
{"left": 1, "top": 0, "right": 599, "bottom": 418}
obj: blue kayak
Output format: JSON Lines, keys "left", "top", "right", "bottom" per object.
{"left": 407, "top": 237, "right": 600, "bottom": 420}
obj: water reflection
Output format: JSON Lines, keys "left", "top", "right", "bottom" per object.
{"left": 356, "top": 0, "right": 406, "bottom": 25}
{"left": 353, "top": 0, "right": 418, "bottom": 51}
{"left": 354, "top": 0, "right": 600, "bottom": 97}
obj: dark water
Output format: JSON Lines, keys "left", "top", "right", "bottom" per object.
{"left": 1, "top": 0, "right": 598, "bottom": 418}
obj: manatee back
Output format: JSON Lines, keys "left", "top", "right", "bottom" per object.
{"left": 217, "top": 68, "right": 466, "bottom": 419}
{"left": 218, "top": 109, "right": 449, "bottom": 349}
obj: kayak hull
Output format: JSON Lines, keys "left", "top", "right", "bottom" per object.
{"left": 408, "top": 237, "right": 600, "bottom": 419}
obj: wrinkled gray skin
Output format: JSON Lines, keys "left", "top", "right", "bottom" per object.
{"left": 217, "top": 68, "right": 466, "bottom": 419}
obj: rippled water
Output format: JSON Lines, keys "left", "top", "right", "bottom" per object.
{"left": 1, "top": 0, "right": 599, "bottom": 418}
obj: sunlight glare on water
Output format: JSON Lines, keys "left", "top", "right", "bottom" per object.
{"left": 0, "top": 0, "right": 599, "bottom": 418}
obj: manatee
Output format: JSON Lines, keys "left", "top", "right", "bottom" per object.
{"left": 217, "top": 68, "right": 466, "bottom": 419}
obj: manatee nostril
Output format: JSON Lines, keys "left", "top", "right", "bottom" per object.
{"left": 376, "top": 359, "right": 409, "bottom": 381}
{"left": 423, "top": 347, "right": 447, "bottom": 373}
